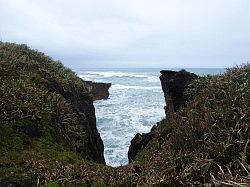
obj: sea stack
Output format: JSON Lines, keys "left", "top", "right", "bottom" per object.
{"left": 159, "top": 70, "right": 197, "bottom": 116}
{"left": 128, "top": 69, "right": 197, "bottom": 163}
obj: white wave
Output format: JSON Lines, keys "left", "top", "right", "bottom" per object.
{"left": 147, "top": 76, "right": 160, "bottom": 82}
{"left": 84, "top": 71, "right": 149, "bottom": 78}
{"left": 111, "top": 84, "right": 161, "bottom": 90}
{"left": 82, "top": 70, "right": 165, "bottom": 166}
{"left": 78, "top": 74, "right": 100, "bottom": 79}
{"left": 80, "top": 72, "right": 160, "bottom": 84}
{"left": 78, "top": 75, "right": 92, "bottom": 81}
{"left": 78, "top": 75, "right": 101, "bottom": 83}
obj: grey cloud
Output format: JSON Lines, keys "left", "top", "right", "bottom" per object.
{"left": 0, "top": 0, "right": 249, "bottom": 68}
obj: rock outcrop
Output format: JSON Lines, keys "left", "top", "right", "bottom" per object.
{"left": 83, "top": 81, "right": 111, "bottom": 100}
{"left": 160, "top": 70, "right": 197, "bottom": 116}
{"left": 0, "top": 42, "right": 105, "bottom": 167}
{"left": 47, "top": 78, "right": 106, "bottom": 164}
{"left": 128, "top": 125, "right": 156, "bottom": 163}
{"left": 126, "top": 65, "right": 249, "bottom": 186}
{"left": 1, "top": 43, "right": 249, "bottom": 186}
{"left": 128, "top": 69, "right": 197, "bottom": 163}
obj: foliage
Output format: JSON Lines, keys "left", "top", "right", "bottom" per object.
{"left": 0, "top": 42, "right": 249, "bottom": 186}
{"left": 91, "top": 181, "right": 107, "bottom": 187}
{"left": 43, "top": 181, "right": 60, "bottom": 187}
{"left": 0, "top": 42, "right": 94, "bottom": 186}
{"left": 133, "top": 64, "right": 250, "bottom": 185}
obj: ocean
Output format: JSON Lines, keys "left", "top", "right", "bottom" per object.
{"left": 76, "top": 68, "right": 225, "bottom": 166}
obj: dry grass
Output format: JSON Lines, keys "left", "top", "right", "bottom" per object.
{"left": 0, "top": 42, "right": 249, "bottom": 186}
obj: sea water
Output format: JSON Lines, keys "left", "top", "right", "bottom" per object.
{"left": 76, "top": 68, "right": 225, "bottom": 166}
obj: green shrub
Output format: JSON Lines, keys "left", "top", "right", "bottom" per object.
{"left": 91, "top": 181, "right": 107, "bottom": 187}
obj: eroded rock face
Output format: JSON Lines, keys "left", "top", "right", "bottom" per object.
{"left": 83, "top": 81, "right": 111, "bottom": 100}
{"left": 0, "top": 42, "right": 105, "bottom": 166}
{"left": 128, "top": 70, "right": 197, "bottom": 163}
{"left": 160, "top": 70, "right": 197, "bottom": 116}
{"left": 128, "top": 125, "right": 156, "bottom": 163}
{"left": 46, "top": 76, "right": 106, "bottom": 164}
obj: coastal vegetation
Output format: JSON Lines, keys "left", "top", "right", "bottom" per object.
{"left": 0, "top": 42, "right": 249, "bottom": 186}
{"left": 130, "top": 64, "right": 249, "bottom": 185}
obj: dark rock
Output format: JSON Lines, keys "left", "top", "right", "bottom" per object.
{"left": 0, "top": 42, "right": 106, "bottom": 187}
{"left": 128, "top": 125, "right": 156, "bottom": 163}
{"left": 83, "top": 81, "right": 111, "bottom": 100}
{"left": 160, "top": 70, "right": 197, "bottom": 116}
{"left": 128, "top": 69, "right": 197, "bottom": 163}
{"left": 46, "top": 75, "right": 106, "bottom": 164}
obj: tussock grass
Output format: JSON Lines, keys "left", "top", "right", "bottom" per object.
{"left": 0, "top": 42, "right": 249, "bottom": 186}
{"left": 132, "top": 64, "right": 250, "bottom": 185}
{"left": 0, "top": 42, "right": 96, "bottom": 186}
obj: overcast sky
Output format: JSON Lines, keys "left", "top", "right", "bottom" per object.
{"left": 1, "top": 0, "right": 249, "bottom": 68}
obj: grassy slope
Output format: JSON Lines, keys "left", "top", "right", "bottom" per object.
{"left": 0, "top": 42, "right": 108, "bottom": 186}
{"left": 0, "top": 42, "right": 249, "bottom": 186}
{"left": 130, "top": 64, "right": 250, "bottom": 185}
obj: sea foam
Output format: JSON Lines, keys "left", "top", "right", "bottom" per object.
{"left": 79, "top": 69, "right": 165, "bottom": 166}
{"left": 85, "top": 71, "right": 149, "bottom": 78}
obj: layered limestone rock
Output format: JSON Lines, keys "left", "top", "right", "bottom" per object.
{"left": 48, "top": 79, "right": 106, "bottom": 164}
{"left": 0, "top": 42, "right": 105, "bottom": 165}
{"left": 83, "top": 81, "right": 111, "bottom": 100}
{"left": 128, "top": 125, "right": 157, "bottom": 163}
{"left": 160, "top": 70, "right": 197, "bottom": 116}
{"left": 128, "top": 69, "right": 197, "bottom": 163}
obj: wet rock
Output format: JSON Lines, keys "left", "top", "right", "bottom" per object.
{"left": 160, "top": 70, "right": 197, "bottom": 116}
{"left": 83, "top": 81, "right": 111, "bottom": 100}
{"left": 128, "top": 70, "right": 197, "bottom": 163}
{"left": 46, "top": 76, "right": 106, "bottom": 164}
{"left": 128, "top": 125, "right": 156, "bottom": 163}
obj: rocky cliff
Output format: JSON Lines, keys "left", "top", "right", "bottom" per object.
{"left": 83, "top": 81, "right": 111, "bottom": 100}
{"left": 159, "top": 70, "right": 197, "bottom": 116}
{"left": 0, "top": 42, "right": 105, "bottom": 174}
{"left": 1, "top": 42, "right": 249, "bottom": 186}
{"left": 127, "top": 65, "right": 249, "bottom": 186}
{"left": 128, "top": 125, "right": 157, "bottom": 163}
{"left": 128, "top": 70, "right": 197, "bottom": 163}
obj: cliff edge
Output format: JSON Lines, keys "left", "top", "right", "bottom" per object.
{"left": 83, "top": 81, "right": 111, "bottom": 100}
{"left": 160, "top": 70, "right": 197, "bottom": 116}
{"left": 128, "top": 70, "right": 197, "bottom": 163}
{"left": 1, "top": 42, "right": 249, "bottom": 186}
{"left": 128, "top": 65, "right": 249, "bottom": 185}
{"left": 0, "top": 42, "right": 105, "bottom": 185}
